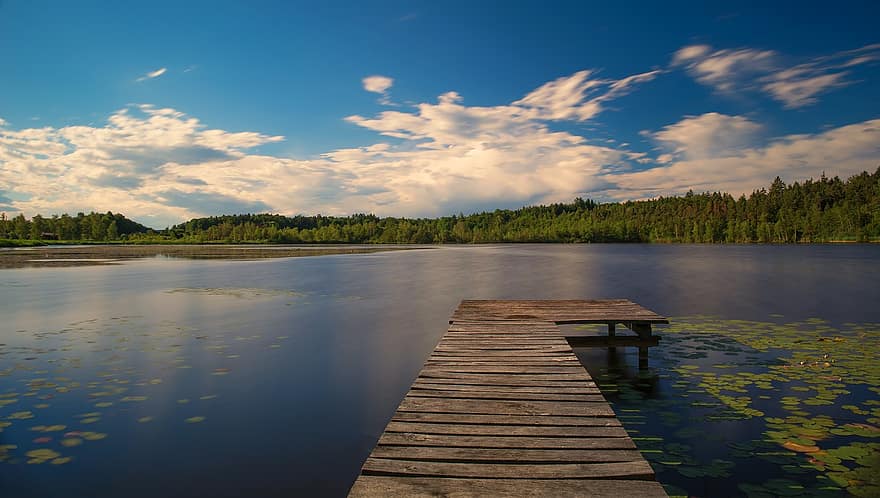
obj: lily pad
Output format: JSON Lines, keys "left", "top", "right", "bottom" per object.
{"left": 60, "top": 438, "right": 82, "bottom": 447}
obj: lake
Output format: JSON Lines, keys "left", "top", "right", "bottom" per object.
{"left": 1, "top": 244, "right": 879, "bottom": 497}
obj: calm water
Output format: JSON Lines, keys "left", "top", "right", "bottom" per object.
{"left": 1, "top": 245, "right": 878, "bottom": 497}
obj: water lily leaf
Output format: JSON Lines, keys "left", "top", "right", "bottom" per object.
{"left": 25, "top": 448, "right": 60, "bottom": 460}
{"left": 60, "top": 437, "right": 82, "bottom": 447}
{"left": 120, "top": 396, "right": 147, "bottom": 402}
{"left": 783, "top": 440, "right": 821, "bottom": 453}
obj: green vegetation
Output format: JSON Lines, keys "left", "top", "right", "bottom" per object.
{"left": 0, "top": 212, "right": 151, "bottom": 246}
{"left": 3, "top": 168, "right": 879, "bottom": 244}
{"left": 584, "top": 315, "right": 880, "bottom": 497}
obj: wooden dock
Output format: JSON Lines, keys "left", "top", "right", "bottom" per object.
{"left": 349, "top": 300, "right": 669, "bottom": 497}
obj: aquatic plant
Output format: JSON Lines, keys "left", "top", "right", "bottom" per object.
{"left": 581, "top": 316, "right": 880, "bottom": 497}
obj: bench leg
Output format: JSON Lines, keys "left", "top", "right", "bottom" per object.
{"left": 608, "top": 323, "right": 616, "bottom": 353}
{"left": 638, "top": 346, "right": 649, "bottom": 369}
{"left": 631, "top": 324, "right": 653, "bottom": 370}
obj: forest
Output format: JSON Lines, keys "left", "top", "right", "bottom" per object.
{"left": 2, "top": 168, "right": 879, "bottom": 245}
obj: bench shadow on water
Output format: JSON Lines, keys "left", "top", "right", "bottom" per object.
{"left": 567, "top": 317, "right": 880, "bottom": 498}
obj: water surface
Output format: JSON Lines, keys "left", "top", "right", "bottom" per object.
{"left": 1, "top": 245, "right": 878, "bottom": 497}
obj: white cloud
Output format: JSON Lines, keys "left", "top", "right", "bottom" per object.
{"left": 650, "top": 112, "right": 763, "bottom": 160}
{"left": 136, "top": 67, "right": 167, "bottom": 82}
{"left": 608, "top": 114, "right": 880, "bottom": 198}
{"left": 762, "top": 72, "right": 848, "bottom": 109}
{"left": 513, "top": 69, "right": 660, "bottom": 121}
{"left": 759, "top": 45, "right": 880, "bottom": 108}
{"left": 362, "top": 75, "right": 395, "bottom": 105}
{"left": 2, "top": 67, "right": 876, "bottom": 228}
{"left": 673, "top": 45, "right": 776, "bottom": 92}
{"left": 672, "top": 45, "right": 712, "bottom": 64}
{"left": 0, "top": 69, "right": 651, "bottom": 226}
{"left": 673, "top": 43, "right": 880, "bottom": 108}
{"left": 363, "top": 75, "right": 393, "bottom": 94}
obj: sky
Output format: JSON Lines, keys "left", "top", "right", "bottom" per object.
{"left": 1, "top": 0, "right": 879, "bottom": 228}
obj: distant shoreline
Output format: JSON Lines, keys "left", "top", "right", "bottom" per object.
{"left": 3, "top": 239, "right": 879, "bottom": 249}
{"left": 0, "top": 244, "right": 423, "bottom": 269}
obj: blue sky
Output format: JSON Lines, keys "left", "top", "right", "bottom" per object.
{"left": 1, "top": 0, "right": 878, "bottom": 227}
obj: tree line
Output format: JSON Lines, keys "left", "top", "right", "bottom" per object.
{"left": 0, "top": 211, "right": 150, "bottom": 242}
{"left": 3, "top": 168, "right": 879, "bottom": 244}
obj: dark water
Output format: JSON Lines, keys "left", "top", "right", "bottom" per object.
{"left": 1, "top": 245, "right": 878, "bottom": 497}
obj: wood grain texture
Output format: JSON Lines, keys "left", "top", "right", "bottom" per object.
{"left": 349, "top": 477, "right": 668, "bottom": 497}
{"left": 348, "top": 300, "right": 668, "bottom": 497}
{"left": 361, "top": 458, "right": 655, "bottom": 479}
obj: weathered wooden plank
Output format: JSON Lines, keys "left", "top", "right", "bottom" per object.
{"left": 433, "top": 345, "right": 573, "bottom": 351}
{"left": 420, "top": 365, "right": 588, "bottom": 374}
{"left": 411, "top": 376, "right": 596, "bottom": 388}
{"left": 411, "top": 382, "right": 597, "bottom": 394}
{"left": 349, "top": 476, "right": 669, "bottom": 498}
{"left": 407, "top": 389, "right": 604, "bottom": 401}
{"left": 384, "top": 422, "right": 627, "bottom": 437}
{"left": 426, "top": 358, "right": 581, "bottom": 365}
{"left": 391, "top": 412, "right": 619, "bottom": 426}
{"left": 362, "top": 458, "right": 654, "bottom": 479}
{"left": 429, "top": 350, "right": 576, "bottom": 357}
{"left": 437, "top": 339, "right": 567, "bottom": 345}
{"left": 370, "top": 446, "right": 644, "bottom": 463}
{"left": 419, "top": 368, "right": 593, "bottom": 381}
{"left": 415, "top": 374, "right": 593, "bottom": 385}
{"left": 377, "top": 433, "right": 635, "bottom": 450}
{"left": 449, "top": 299, "right": 669, "bottom": 326}
{"left": 397, "top": 398, "right": 614, "bottom": 417}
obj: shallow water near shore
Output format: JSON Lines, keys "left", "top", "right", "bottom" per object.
{"left": 1, "top": 244, "right": 879, "bottom": 497}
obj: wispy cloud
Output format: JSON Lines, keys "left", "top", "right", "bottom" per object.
{"left": 761, "top": 44, "right": 880, "bottom": 108}
{"left": 672, "top": 43, "right": 880, "bottom": 108}
{"left": 136, "top": 67, "right": 167, "bottom": 82}
{"left": 672, "top": 45, "right": 776, "bottom": 92}
{"left": 513, "top": 69, "right": 660, "bottom": 121}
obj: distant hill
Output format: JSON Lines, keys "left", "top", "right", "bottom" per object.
{"left": 3, "top": 168, "right": 879, "bottom": 244}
